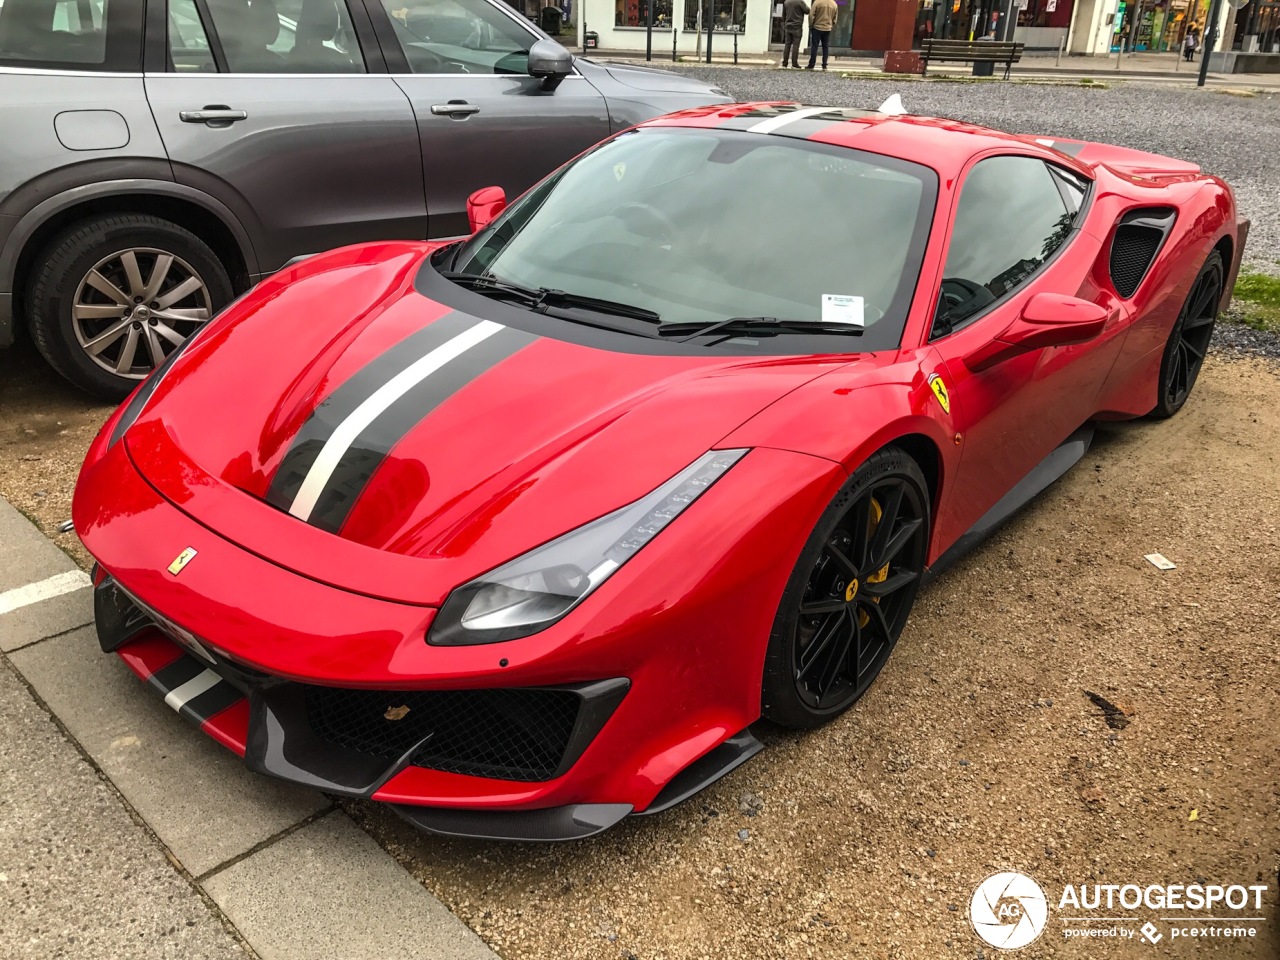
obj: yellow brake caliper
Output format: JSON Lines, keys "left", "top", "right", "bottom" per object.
{"left": 858, "top": 497, "right": 890, "bottom": 628}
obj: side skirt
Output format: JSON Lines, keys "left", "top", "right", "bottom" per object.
{"left": 925, "top": 425, "right": 1095, "bottom": 583}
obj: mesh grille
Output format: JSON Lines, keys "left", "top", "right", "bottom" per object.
{"left": 304, "top": 686, "right": 580, "bottom": 782}
{"left": 1109, "top": 224, "right": 1163, "bottom": 298}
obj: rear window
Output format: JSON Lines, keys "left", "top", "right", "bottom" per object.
{"left": 0, "top": 0, "right": 142, "bottom": 70}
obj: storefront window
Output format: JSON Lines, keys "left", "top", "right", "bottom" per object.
{"left": 1015, "top": 0, "right": 1073, "bottom": 29}
{"left": 616, "top": 0, "right": 673, "bottom": 26}
{"left": 683, "top": 0, "right": 747, "bottom": 31}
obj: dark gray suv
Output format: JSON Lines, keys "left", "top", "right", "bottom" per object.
{"left": 0, "top": 0, "right": 727, "bottom": 398}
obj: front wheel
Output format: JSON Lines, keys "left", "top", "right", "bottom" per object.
{"left": 1151, "top": 250, "right": 1223, "bottom": 419}
{"left": 761, "top": 448, "right": 930, "bottom": 729}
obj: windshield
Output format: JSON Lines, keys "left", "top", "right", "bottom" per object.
{"left": 449, "top": 127, "right": 937, "bottom": 351}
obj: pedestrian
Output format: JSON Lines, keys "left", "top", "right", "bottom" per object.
{"left": 805, "top": 0, "right": 837, "bottom": 69}
{"left": 780, "top": 0, "right": 809, "bottom": 68}
{"left": 1183, "top": 23, "right": 1198, "bottom": 61}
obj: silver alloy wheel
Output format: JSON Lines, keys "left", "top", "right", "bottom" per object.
{"left": 71, "top": 247, "right": 212, "bottom": 379}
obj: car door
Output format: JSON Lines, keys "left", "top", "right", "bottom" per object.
{"left": 926, "top": 154, "right": 1128, "bottom": 552}
{"left": 363, "top": 0, "right": 610, "bottom": 238}
{"left": 145, "top": 0, "right": 426, "bottom": 274}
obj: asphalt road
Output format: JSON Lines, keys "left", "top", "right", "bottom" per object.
{"left": 663, "top": 68, "right": 1280, "bottom": 273}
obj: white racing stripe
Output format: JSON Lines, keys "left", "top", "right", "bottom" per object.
{"left": 289, "top": 319, "right": 505, "bottom": 521}
{"left": 0, "top": 570, "right": 92, "bottom": 616}
{"left": 163, "top": 669, "right": 222, "bottom": 712}
{"left": 748, "top": 106, "right": 837, "bottom": 134}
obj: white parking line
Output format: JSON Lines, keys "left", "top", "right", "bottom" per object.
{"left": 0, "top": 570, "right": 92, "bottom": 615}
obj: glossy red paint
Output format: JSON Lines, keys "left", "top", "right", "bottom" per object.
{"left": 73, "top": 103, "right": 1245, "bottom": 823}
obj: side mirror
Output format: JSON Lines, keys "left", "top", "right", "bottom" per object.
{"left": 963, "top": 293, "right": 1110, "bottom": 373}
{"left": 466, "top": 186, "right": 506, "bottom": 234}
{"left": 527, "top": 38, "right": 573, "bottom": 90}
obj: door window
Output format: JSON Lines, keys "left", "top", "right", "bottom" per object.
{"left": 169, "top": 0, "right": 214, "bottom": 70}
{"left": 0, "top": 0, "right": 112, "bottom": 66}
{"left": 377, "top": 0, "right": 534, "bottom": 74}
{"left": 934, "top": 155, "right": 1077, "bottom": 335}
{"left": 195, "top": 0, "right": 365, "bottom": 72}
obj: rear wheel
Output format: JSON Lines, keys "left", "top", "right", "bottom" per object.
{"left": 1151, "top": 250, "right": 1223, "bottom": 419}
{"left": 761, "top": 448, "right": 930, "bottom": 729}
{"left": 26, "top": 214, "right": 233, "bottom": 399}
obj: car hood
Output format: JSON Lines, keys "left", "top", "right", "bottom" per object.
{"left": 125, "top": 243, "right": 848, "bottom": 603}
{"left": 596, "top": 60, "right": 728, "bottom": 96}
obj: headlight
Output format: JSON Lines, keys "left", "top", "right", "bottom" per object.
{"left": 429, "top": 449, "right": 749, "bottom": 645}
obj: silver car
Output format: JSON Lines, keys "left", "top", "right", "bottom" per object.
{"left": 0, "top": 0, "right": 728, "bottom": 397}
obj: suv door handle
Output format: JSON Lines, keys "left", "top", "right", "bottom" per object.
{"left": 180, "top": 106, "right": 248, "bottom": 125}
{"left": 430, "top": 101, "right": 480, "bottom": 118}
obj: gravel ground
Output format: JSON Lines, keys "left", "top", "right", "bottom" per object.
{"left": 662, "top": 69, "right": 1280, "bottom": 275}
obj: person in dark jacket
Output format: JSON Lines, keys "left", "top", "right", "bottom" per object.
{"left": 781, "top": 0, "right": 809, "bottom": 68}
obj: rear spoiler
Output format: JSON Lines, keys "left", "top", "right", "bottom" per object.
{"left": 1030, "top": 138, "right": 1201, "bottom": 178}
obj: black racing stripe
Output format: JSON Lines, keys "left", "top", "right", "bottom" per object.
{"left": 145, "top": 654, "right": 206, "bottom": 695}
{"left": 307, "top": 325, "right": 539, "bottom": 534}
{"left": 177, "top": 680, "right": 245, "bottom": 726}
{"left": 265, "top": 312, "right": 478, "bottom": 511}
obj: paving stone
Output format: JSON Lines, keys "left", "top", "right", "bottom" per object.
{"left": 203, "top": 811, "right": 498, "bottom": 960}
{"left": 0, "top": 661, "right": 247, "bottom": 960}
{"left": 9, "top": 626, "right": 329, "bottom": 877}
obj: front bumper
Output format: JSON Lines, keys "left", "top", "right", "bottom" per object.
{"left": 97, "top": 578, "right": 635, "bottom": 839}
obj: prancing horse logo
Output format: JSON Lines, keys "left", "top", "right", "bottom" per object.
{"left": 167, "top": 547, "right": 197, "bottom": 576}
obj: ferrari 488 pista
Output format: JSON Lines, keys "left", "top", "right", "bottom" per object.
{"left": 74, "top": 101, "right": 1247, "bottom": 840}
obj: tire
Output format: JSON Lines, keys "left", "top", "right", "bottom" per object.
{"left": 1150, "top": 250, "right": 1223, "bottom": 419}
{"left": 761, "top": 447, "right": 930, "bottom": 729}
{"left": 26, "top": 214, "right": 234, "bottom": 400}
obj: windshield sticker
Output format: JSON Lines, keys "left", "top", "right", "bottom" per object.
{"left": 821, "top": 294, "right": 865, "bottom": 327}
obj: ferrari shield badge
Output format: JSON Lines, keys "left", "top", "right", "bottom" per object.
{"left": 613, "top": 162, "right": 626, "bottom": 182}
{"left": 928, "top": 373, "right": 951, "bottom": 415}
{"left": 167, "top": 547, "right": 197, "bottom": 576}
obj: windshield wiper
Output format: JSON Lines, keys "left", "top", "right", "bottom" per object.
{"left": 441, "top": 272, "right": 661, "bottom": 324}
{"left": 656, "top": 316, "right": 866, "bottom": 343}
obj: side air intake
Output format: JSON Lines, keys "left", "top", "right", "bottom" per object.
{"left": 1109, "top": 209, "right": 1175, "bottom": 299}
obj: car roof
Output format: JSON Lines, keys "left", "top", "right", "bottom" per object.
{"left": 639, "top": 102, "right": 1093, "bottom": 181}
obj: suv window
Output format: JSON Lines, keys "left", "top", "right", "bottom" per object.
{"left": 195, "top": 0, "right": 364, "bottom": 73}
{"left": 934, "top": 156, "right": 1076, "bottom": 334}
{"left": 377, "top": 0, "right": 533, "bottom": 74}
{"left": 0, "top": 0, "right": 114, "bottom": 67}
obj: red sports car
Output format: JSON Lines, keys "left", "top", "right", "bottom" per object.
{"left": 74, "top": 101, "right": 1247, "bottom": 841}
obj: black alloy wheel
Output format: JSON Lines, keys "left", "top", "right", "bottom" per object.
{"left": 1152, "top": 250, "right": 1223, "bottom": 418}
{"left": 762, "top": 448, "right": 930, "bottom": 729}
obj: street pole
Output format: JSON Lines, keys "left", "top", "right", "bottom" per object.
{"left": 706, "top": 1, "right": 714, "bottom": 62}
{"left": 1197, "top": 0, "right": 1223, "bottom": 85}
{"left": 645, "top": 0, "right": 653, "bottom": 59}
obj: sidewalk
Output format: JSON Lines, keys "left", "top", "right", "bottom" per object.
{"left": 589, "top": 45, "right": 1280, "bottom": 87}
{"left": 0, "top": 498, "right": 496, "bottom": 960}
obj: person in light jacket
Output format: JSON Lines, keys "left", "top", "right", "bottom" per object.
{"left": 806, "top": 0, "right": 837, "bottom": 69}
{"left": 781, "top": 0, "right": 810, "bottom": 68}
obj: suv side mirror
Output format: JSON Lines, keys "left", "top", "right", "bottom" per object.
{"left": 466, "top": 186, "right": 506, "bottom": 234}
{"left": 963, "top": 293, "right": 1110, "bottom": 372}
{"left": 528, "top": 38, "right": 573, "bottom": 90}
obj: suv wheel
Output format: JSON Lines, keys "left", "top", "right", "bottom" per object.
{"left": 27, "top": 214, "right": 234, "bottom": 400}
